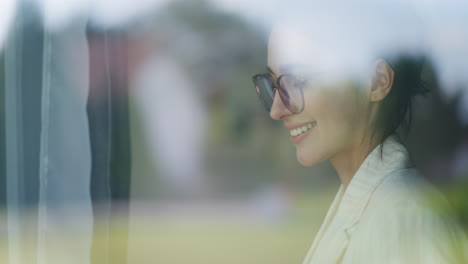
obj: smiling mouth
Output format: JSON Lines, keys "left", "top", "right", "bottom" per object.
{"left": 289, "top": 121, "right": 317, "bottom": 136}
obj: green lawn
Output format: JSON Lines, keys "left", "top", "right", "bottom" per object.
{"left": 1, "top": 186, "right": 466, "bottom": 264}
{"left": 101, "top": 190, "right": 336, "bottom": 264}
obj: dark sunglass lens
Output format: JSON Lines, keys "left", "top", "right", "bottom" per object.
{"left": 278, "top": 74, "right": 304, "bottom": 113}
{"left": 253, "top": 75, "right": 275, "bottom": 112}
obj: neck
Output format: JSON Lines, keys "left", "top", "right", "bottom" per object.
{"left": 330, "top": 135, "right": 382, "bottom": 190}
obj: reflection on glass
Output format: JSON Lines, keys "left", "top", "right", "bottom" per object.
{"left": 1, "top": 1, "right": 467, "bottom": 264}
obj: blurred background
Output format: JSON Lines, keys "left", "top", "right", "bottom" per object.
{"left": 0, "top": 0, "right": 467, "bottom": 263}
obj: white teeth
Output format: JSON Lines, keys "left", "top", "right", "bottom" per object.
{"left": 289, "top": 122, "right": 316, "bottom": 137}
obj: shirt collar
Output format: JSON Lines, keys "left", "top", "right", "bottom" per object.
{"left": 301, "top": 135, "right": 413, "bottom": 264}
{"left": 337, "top": 134, "right": 413, "bottom": 226}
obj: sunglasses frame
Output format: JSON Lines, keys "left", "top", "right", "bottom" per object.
{"left": 252, "top": 73, "right": 305, "bottom": 114}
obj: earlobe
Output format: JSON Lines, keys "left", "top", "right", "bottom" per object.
{"left": 370, "top": 59, "right": 394, "bottom": 102}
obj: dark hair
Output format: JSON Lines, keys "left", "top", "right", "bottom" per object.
{"left": 371, "top": 55, "right": 430, "bottom": 146}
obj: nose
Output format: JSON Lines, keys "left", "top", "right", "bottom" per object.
{"left": 269, "top": 90, "right": 292, "bottom": 120}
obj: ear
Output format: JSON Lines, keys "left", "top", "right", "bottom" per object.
{"left": 369, "top": 59, "right": 394, "bottom": 102}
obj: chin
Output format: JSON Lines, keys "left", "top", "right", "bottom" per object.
{"left": 296, "top": 151, "right": 322, "bottom": 167}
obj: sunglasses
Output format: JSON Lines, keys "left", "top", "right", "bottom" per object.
{"left": 252, "top": 72, "right": 307, "bottom": 114}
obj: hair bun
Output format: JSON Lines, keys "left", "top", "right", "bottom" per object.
{"left": 390, "top": 55, "right": 430, "bottom": 98}
{"left": 412, "top": 79, "right": 430, "bottom": 97}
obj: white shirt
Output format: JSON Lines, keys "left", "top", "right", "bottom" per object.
{"left": 302, "top": 135, "right": 467, "bottom": 264}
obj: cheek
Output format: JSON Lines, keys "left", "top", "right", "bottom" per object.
{"left": 304, "top": 88, "right": 358, "bottom": 126}
{"left": 293, "top": 91, "right": 334, "bottom": 164}
{"left": 322, "top": 101, "right": 361, "bottom": 143}
{"left": 304, "top": 88, "right": 362, "bottom": 151}
{"left": 295, "top": 86, "right": 367, "bottom": 166}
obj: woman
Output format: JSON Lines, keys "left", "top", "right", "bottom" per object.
{"left": 252, "top": 18, "right": 467, "bottom": 264}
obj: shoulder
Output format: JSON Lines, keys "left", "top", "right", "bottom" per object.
{"left": 365, "top": 167, "right": 461, "bottom": 239}
{"left": 348, "top": 168, "right": 467, "bottom": 263}
{"left": 370, "top": 167, "right": 437, "bottom": 208}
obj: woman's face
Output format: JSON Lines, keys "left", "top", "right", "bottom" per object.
{"left": 267, "top": 25, "right": 372, "bottom": 166}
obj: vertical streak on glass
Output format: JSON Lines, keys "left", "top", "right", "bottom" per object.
{"left": 5, "top": 9, "right": 23, "bottom": 264}
{"left": 36, "top": 28, "right": 51, "bottom": 264}
{"left": 36, "top": 19, "right": 93, "bottom": 264}
{"left": 103, "top": 30, "right": 112, "bottom": 264}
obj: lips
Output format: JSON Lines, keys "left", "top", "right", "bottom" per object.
{"left": 289, "top": 121, "right": 317, "bottom": 144}
{"left": 288, "top": 121, "right": 316, "bottom": 136}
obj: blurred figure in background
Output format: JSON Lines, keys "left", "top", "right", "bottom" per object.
{"left": 132, "top": 33, "right": 207, "bottom": 198}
